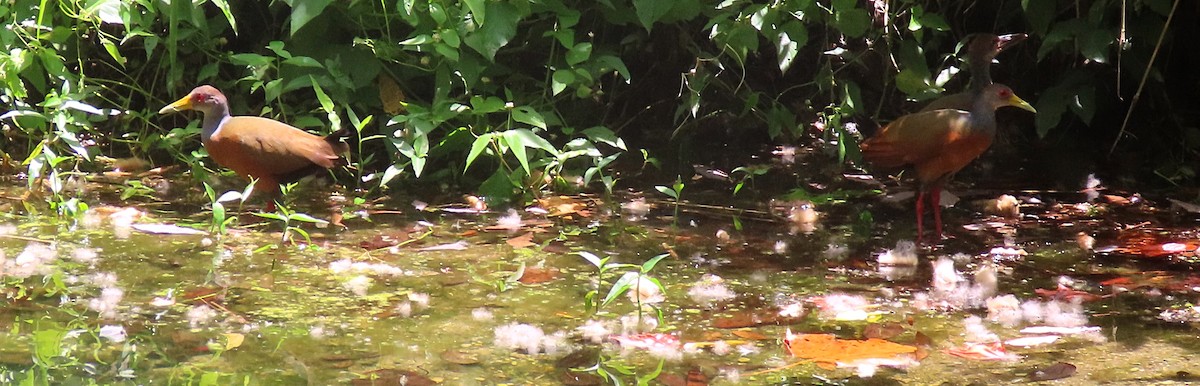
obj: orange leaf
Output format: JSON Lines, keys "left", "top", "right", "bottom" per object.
{"left": 506, "top": 232, "right": 536, "bottom": 248}
{"left": 784, "top": 333, "right": 917, "bottom": 367}
{"left": 732, "top": 330, "right": 769, "bottom": 340}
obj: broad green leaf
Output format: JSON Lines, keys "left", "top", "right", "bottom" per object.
{"left": 229, "top": 53, "right": 272, "bottom": 67}
{"left": 582, "top": 126, "right": 626, "bottom": 150}
{"left": 470, "top": 95, "right": 506, "bottom": 113}
{"left": 593, "top": 55, "right": 631, "bottom": 82}
{"left": 1079, "top": 28, "right": 1114, "bottom": 63}
{"left": 503, "top": 132, "right": 531, "bottom": 174}
{"left": 380, "top": 164, "right": 404, "bottom": 186}
{"left": 286, "top": 0, "right": 332, "bottom": 36}
{"left": 510, "top": 128, "right": 557, "bottom": 154}
{"left": 641, "top": 253, "right": 668, "bottom": 272}
{"left": 834, "top": 8, "right": 870, "bottom": 38}
{"left": 512, "top": 106, "right": 547, "bottom": 130}
{"left": 566, "top": 42, "right": 592, "bottom": 65}
{"left": 655, "top": 185, "right": 678, "bottom": 199}
{"left": 465, "top": 133, "right": 495, "bottom": 172}
{"left": 463, "top": 0, "right": 486, "bottom": 25}
{"left": 552, "top": 69, "right": 574, "bottom": 95}
{"left": 1070, "top": 84, "right": 1096, "bottom": 125}
{"left": 775, "top": 21, "right": 808, "bottom": 73}
{"left": 211, "top": 0, "right": 238, "bottom": 35}
{"left": 1022, "top": 0, "right": 1056, "bottom": 36}
{"left": 633, "top": 0, "right": 673, "bottom": 31}
{"left": 288, "top": 212, "right": 328, "bottom": 224}
{"left": 100, "top": 38, "right": 125, "bottom": 66}
{"left": 463, "top": 2, "right": 519, "bottom": 60}
{"left": 283, "top": 56, "right": 323, "bottom": 68}
{"left": 578, "top": 251, "right": 603, "bottom": 268}
{"left": 602, "top": 272, "right": 639, "bottom": 307}
{"left": 310, "top": 77, "right": 334, "bottom": 113}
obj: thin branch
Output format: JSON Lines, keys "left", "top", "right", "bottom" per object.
{"left": 1109, "top": 0, "right": 1179, "bottom": 156}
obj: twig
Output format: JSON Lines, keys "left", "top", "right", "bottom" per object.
{"left": 0, "top": 234, "right": 50, "bottom": 243}
{"left": 1109, "top": 0, "right": 1179, "bottom": 155}
{"left": 746, "top": 358, "right": 815, "bottom": 377}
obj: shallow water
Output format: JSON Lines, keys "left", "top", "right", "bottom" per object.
{"left": 1, "top": 178, "right": 1199, "bottom": 385}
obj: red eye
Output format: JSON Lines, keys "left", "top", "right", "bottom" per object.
{"left": 191, "top": 94, "right": 208, "bottom": 103}
{"left": 999, "top": 89, "right": 1011, "bottom": 98}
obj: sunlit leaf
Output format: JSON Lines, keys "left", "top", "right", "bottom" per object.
{"left": 224, "top": 333, "right": 244, "bottom": 350}
{"left": 464, "top": 133, "right": 495, "bottom": 172}
{"left": 512, "top": 106, "right": 547, "bottom": 130}
{"left": 602, "top": 272, "right": 639, "bottom": 307}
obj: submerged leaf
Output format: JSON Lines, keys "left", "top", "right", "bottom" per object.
{"left": 783, "top": 333, "right": 918, "bottom": 367}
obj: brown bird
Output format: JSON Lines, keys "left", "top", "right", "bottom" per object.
{"left": 920, "top": 33, "right": 1027, "bottom": 113}
{"left": 159, "top": 85, "right": 349, "bottom": 211}
{"left": 860, "top": 84, "right": 1036, "bottom": 242}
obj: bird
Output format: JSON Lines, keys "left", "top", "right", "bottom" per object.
{"left": 919, "top": 33, "right": 1027, "bottom": 113}
{"left": 158, "top": 85, "right": 349, "bottom": 211}
{"left": 860, "top": 84, "right": 1036, "bottom": 243}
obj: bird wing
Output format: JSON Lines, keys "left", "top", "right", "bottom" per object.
{"left": 209, "top": 117, "right": 341, "bottom": 177}
{"left": 918, "top": 92, "right": 972, "bottom": 113}
{"left": 860, "top": 109, "right": 972, "bottom": 168}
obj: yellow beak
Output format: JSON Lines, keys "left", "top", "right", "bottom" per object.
{"left": 1007, "top": 94, "right": 1037, "bottom": 113}
{"left": 158, "top": 95, "right": 193, "bottom": 114}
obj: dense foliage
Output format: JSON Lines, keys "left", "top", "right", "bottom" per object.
{"left": 0, "top": 0, "right": 1194, "bottom": 210}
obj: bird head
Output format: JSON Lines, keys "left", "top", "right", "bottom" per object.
{"left": 965, "top": 33, "right": 1028, "bottom": 64}
{"left": 158, "top": 85, "right": 228, "bottom": 115}
{"left": 985, "top": 84, "right": 1037, "bottom": 113}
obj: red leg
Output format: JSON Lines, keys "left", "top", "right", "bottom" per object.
{"left": 931, "top": 186, "right": 943, "bottom": 240}
{"left": 915, "top": 191, "right": 926, "bottom": 243}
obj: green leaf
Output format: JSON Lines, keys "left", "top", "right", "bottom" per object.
{"left": 503, "top": 132, "right": 531, "bottom": 175}
{"left": 775, "top": 21, "right": 808, "bottom": 73}
{"left": 470, "top": 95, "right": 506, "bottom": 113}
{"left": 1079, "top": 28, "right": 1114, "bottom": 63}
{"left": 551, "top": 69, "right": 574, "bottom": 95}
{"left": 463, "top": 2, "right": 519, "bottom": 61}
{"left": 510, "top": 128, "right": 557, "bottom": 154}
{"left": 210, "top": 0, "right": 239, "bottom": 35}
{"left": 578, "top": 251, "right": 604, "bottom": 268}
{"left": 380, "top": 164, "right": 404, "bottom": 186}
{"left": 100, "top": 38, "right": 125, "bottom": 67}
{"left": 310, "top": 77, "right": 334, "bottom": 113}
{"left": 286, "top": 0, "right": 332, "bottom": 36}
{"left": 566, "top": 42, "right": 592, "bottom": 65}
{"left": 512, "top": 106, "right": 547, "bottom": 130}
{"left": 288, "top": 212, "right": 329, "bottom": 224}
{"left": 465, "top": 133, "right": 495, "bottom": 172}
{"left": 1070, "top": 84, "right": 1096, "bottom": 125}
{"left": 640, "top": 253, "right": 668, "bottom": 272}
{"left": 655, "top": 185, "right": 678, "bottom": 199}
{"left": 593, "top": 55, "right": 631, "bottom": 82}
{"left": 833, "top": 8, "right": 870, "bottom": 38}
{"left": 1022, "top": 0, "right": 1057, "bottom": 36}
{"left": 463, "top": 0, "right": 486, "bottom": 25}
{"left": 633, "top": 0, "right": 673, "bottom": 31}
{"left": 283, "top": 56, "right": 323, "bottom": 68}
{"left": 602, "top": 272, "right": 639, "bottom": 307}
{"left": 582, "top": 126, "right": 626, "bottom": 150}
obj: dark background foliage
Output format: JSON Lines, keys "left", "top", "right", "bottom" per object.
{"left": 1, "top": 0, "right": 1196, "bottom": 207}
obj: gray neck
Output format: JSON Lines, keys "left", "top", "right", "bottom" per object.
{"left": 966, "top": 55, "right": 993, "bottom": 94}
{"left": 969, "top": 97, "right": 998, "bottom": 138}
{"left": 200, "top": 104, "right": 231, "bottom": 142}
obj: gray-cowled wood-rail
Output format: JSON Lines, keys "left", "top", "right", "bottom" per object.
{"left": 159, "top": 85, "right": 349, "bottom": 211}
{"left": 920, "top": 33, "right": 1027, "bottom": 113}
{"left": 860, "top": 84, "right": 1036, "bottom": 243}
